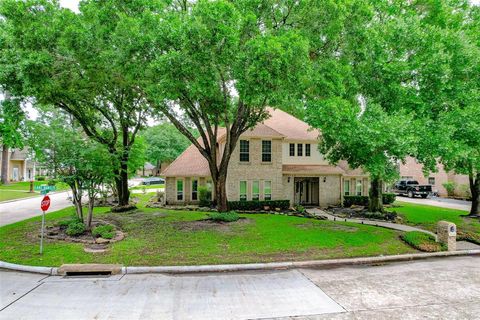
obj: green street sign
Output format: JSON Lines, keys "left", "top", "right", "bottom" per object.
{"left": 34, "top": 185, "right": 57, "bottom": 192}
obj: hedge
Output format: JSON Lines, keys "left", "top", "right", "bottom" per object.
{"left": 343, "top": 193, "right": 396, "bottom": 207}
{"left": 228, "top": 200, "right": 290, "bottom": 211}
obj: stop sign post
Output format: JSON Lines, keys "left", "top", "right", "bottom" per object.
{"left": 40, "top": 195, "right": 51, "bottom": 254}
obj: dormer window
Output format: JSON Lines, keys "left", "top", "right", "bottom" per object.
{"left": 240, "top": 140, "right": 249, "bottom": 162}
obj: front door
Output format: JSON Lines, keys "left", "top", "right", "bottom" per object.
{"left": 294, "top": 178, "right": 319, "bottom": 205}
{"left": 12, "top": 167, "right": 19, "bottom": 181}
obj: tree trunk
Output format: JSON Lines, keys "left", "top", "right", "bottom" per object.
{"left": 368, "top": 177, "right": 383, "bottom": 212}
{"left": 86, "top": 196, "right": 94, "bottom": 230}
{"left": 468, "top": 173, "right": 479, "bottom": 217}
{"left": 70, "top": 183, "right": 83, "bottom": 221}
{"left": 1, "top": 145, "right": 9, "bottom": 185}
{"left": 116, "top": 159, "right": 130, "bottom": 206}
{"left": 214, "top": 173, "right": 228, "bottom": 212}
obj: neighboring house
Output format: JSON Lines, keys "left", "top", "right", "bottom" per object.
{"left": 161, "top": 108, "right": 369, "bottom": 207}
{"left": 137, "top": 162, "right": 156, "bottom": 177}
{"left": 399, "top": 156, "right": 470, "bottom": 197}
{"left": 0, "top": 148, "right": 36, "bottom": 182}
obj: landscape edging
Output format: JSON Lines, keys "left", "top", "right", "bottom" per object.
{"left": 2, "top": 249, "right": 479, "bottom": 275}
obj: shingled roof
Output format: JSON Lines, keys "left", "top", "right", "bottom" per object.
{"left": 162, "top": 108, "right": 321, "bottom": 177}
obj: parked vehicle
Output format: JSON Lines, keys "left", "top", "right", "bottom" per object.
{"left": 142, "top": 177, "right": 165, "bottom": 185}
{"left": 393, "top": 179, "right": 432, "bottom": 198}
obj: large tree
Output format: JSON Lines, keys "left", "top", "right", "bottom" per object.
{"left": 142, "top": 0, "right": 309, "bottom": 211}
{"left": 0, "top": 0, "right": 159, "bottom": 206}
{"left": 0, "top": 93, "right": 25, "bottom": 184}
{"left": 141, "top": 123, "right": 192, "bottom": 175}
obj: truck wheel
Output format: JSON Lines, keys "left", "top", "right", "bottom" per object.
{"left": 408, "top": 190, "right": 413, "bottom": 198}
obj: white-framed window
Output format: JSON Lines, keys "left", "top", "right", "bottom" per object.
{"left": 191, "top": 179, "right": 198, "bottom": 201}
{"left": 240, "top": 140, "right": 249, "bottom": 162}
{"left": 264, "top": 181, "right": 272, "bottom": 200}
{"left": 289, "top": 143, "right": 295, "bottom": 156}
{"left": 176, "top": 179, "right": 184, "bottom": 201}
{"left": 240, "top": 181, "right": 247, "bottom": 201}
{"left": 252, "top": 181, "right": 260, "bottom": 200}
{"left": 305, "top": 144, "right": 311, "bottom": 156}
{"left": 262, "top": 140, "right": 272, "bottom": 162}
{"left": 356, "top": 180, "right": 362, "bottom": 196}
{"left": 344, "top": 179, "right": 350, "bottom": 196}
{"left": 297, "top": 143, "right": 303, "bottom": 156}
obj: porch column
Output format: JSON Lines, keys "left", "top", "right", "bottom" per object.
{"left": 23, "top": 159, "right": 27, "bottom": 181}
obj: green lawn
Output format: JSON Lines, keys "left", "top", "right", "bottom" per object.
{"left": 129, "top": 185, "right": 165, "bottom": 191}
{"left": 390, "top": 201, "right": 480, "bottom": 236}
{"left": 0, "top": 194, "right": 415, "bottom": 267}
{"left": 0, "top": 181, "right": 69, "bottom": 191}
{"left": 0, "top": 190, "right": 40, "bottom": 202}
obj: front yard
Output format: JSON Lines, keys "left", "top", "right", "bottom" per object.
{"left": 0, "top": 194, "right": 415, "bottom": 267}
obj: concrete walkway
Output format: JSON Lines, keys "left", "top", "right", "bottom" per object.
{"left": 306, "top": 208, "right": 437, "bottom": 238}
{"left": 1, "top": 256, "right": 479, "bottom": 319}
{"left": 396, "top": 196, "right": 471, "bottom": 212}
{"left": 0, "top": 191, "right": 73, "bottom": 227}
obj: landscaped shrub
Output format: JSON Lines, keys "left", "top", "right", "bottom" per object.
{"left": 47, "top": 179, "right": 57, "bottom": 186}
{"left": 457, "top": 231, "right": 480, "bottom": 245}
{"left": 401, "top": 231, "right": 444, "bottom": 252}
{"left": 228, "top": 200, "right": 290, "bottom": 211}
{"left": 382, "top": 193, "right": 396, "bottom": 205}
{"left": 92, "top": 225, "right": 115, "bottom": 239}
{"left": 208, "top": 211, "right": 240, "bottom": 222}
{"left": 363, "top": 211, "right": 397, "bottom": 221}
{"left": 58, "top": 216, "right": 82, "bottom": 228}
{"left": 66, "top": 221, "right": 86, "bottom": 236}
{"left": 443, "top": 182, "right": 456, "bottom": 197}
{"left": 343, "top": 196, "right": 369, "bottom": 207}
{"left": 111, "top": 204, "right": 137, "bottom": 212}
{"left": 36, "top": 176, "right": 46, "bottom": 181}
{"left": 295, "top": 205, "right": 306, "bottom": 213}
{"left": 198, "top": 186, "right": 212, "bottom": 207}
{"left": 344, "top": 194, "right": 397, "bottom": 207}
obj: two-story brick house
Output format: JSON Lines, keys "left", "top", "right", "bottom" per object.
{"left": 161, "top": 108, "right": 369, "bottom": 207}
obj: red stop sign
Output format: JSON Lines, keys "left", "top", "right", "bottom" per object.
{"left": 41, "top": 195, "right": 51, "bottom": 211}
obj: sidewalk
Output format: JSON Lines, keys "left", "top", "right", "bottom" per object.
{"left": 306, "top": 208, "right": 437, "bottom": 238}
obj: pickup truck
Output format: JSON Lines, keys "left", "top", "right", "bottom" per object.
{"left": 393, "top": 179, "right": 432, "bottom": 198}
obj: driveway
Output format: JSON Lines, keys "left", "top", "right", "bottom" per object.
{"left": 0, "top": 191, "right": 73, "bottom": 227}
{"left": 1, "top": 256, "right": 478, "bottom": 319}
{"left": 396, "top": 196, "right": 471, "bottom": 211}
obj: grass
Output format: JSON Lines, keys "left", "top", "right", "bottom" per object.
{"left": 0, "top": 194, "right": 415, "bottom": 267}
{"left": 390, "top": 201, "right": 480, "bottom": 235}
{"left": 401, "top": 231, "right": 444, "bottom": 252}
{"left": 0, "top": 181, "right": 70, "bottom": 202}
{"left": 129, "top": 185, "right": 164, "bottom": 191}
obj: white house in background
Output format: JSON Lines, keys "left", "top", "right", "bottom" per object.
{"left": 0, "top": 148, "right": 38, "bottom": 182}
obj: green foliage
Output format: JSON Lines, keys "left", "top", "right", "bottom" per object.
{"left": 0, "top": 96, "right": 25, "bottom": 149}
{"left": 362, "top": 211, "right": 397, "bottom": 221}
{"left": 382, "top": 193, "right": 396, "bottom": 205}
{"left": 92, "top": 225, "right": 115, "bottom": 239}
{"left": 198, "top": 186, "right": 212, "bottom": 207}
{"left": 401, "top": 231, "right": 444, "bottom": 252}
{"left": 228, "top": 200, "right": 290, "bottom": 211}
{"left": 344, "top": 194, "right": 395, "bottom": 207}
{"left": 141, "top": 123, "right": 192, "bottom": 166}
{"left": 36, "top": 176, "right": 46, "bottom": 181}
{"left": 66, "top": 221, "right": 86, "bottom": 237}
{"left": 294, "top": 205, "right": 306, "bottom": 213}
{"left": 208, "top": 211, "right": 240, "bottom": 223}
{"left": 442, "top": 182, "right": 456, "bottom": 197}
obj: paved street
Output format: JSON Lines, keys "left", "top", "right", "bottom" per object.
{"left": 1, "top": 256, "right": 478, "bottom": 319}
{"left": 0, "top": 191, "right": 73, "bottom": 227}
{"left": 397, "top": 196, "right": 471, "bottom": 211}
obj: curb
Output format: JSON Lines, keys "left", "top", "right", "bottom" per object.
{"left": 2, "top": 250, "right": 479, "bottom": 275}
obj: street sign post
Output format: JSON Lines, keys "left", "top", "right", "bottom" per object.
{"left": 40, "top": 195, "right": 51, "bottom": 254}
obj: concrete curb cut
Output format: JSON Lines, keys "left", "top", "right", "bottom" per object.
{"left": 2, "top": 250, "right": 479, "bottom": 275}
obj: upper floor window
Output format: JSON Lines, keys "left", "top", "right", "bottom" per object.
{"left": 297, "top": 143, "right": 303, "bottom": 156}
{"left": 305, "top": 144, "right": 311, "bottom": 156}
{"left": 240, "top": 181, "right": 247, "bottom": 201}
{"left": 252, "top": 181, "right": 260, "bottom": 201}
{"left": 289, "top": 143, "right": 295, "bottom": 156}
{"left": 240, "top": 140, "right": 249, "bottom": 162}
{"left": 262, "top": 140, "right": 272, "bottom": 162}
{"left": 356, "top": 180, "right": 362, "bottom": 196}
{"left": 344, "top": 180, "right": 350, "bottom": 196}
{"left": 428, "top": 177, "right": 435, "bottom": 185}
